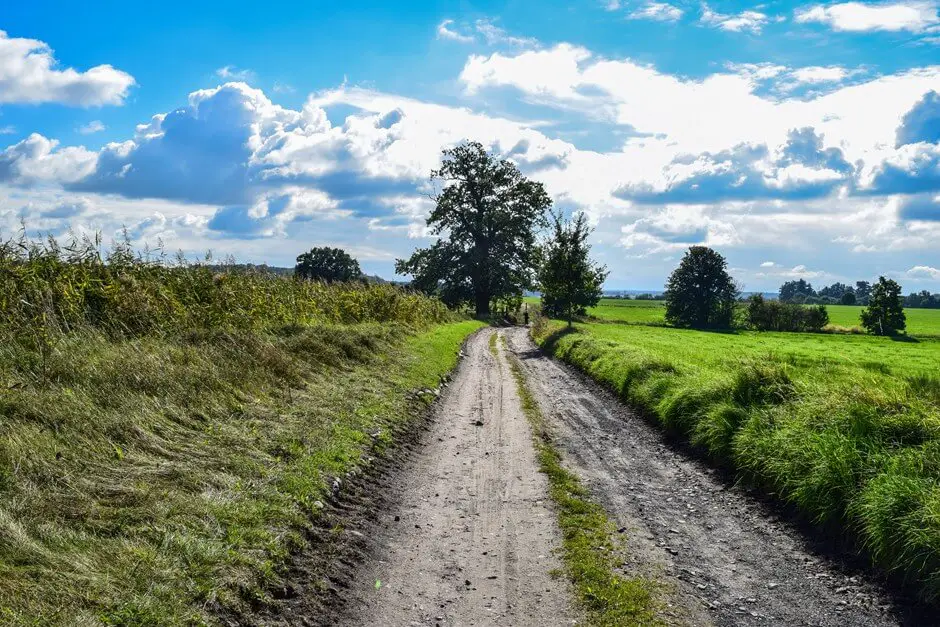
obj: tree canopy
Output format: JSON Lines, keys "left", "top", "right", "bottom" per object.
{"left": 860, "top": 276, "right": 906, "bottom": 336}
{"left": 664, "top": 246, "right": 738, "bottom": 329}
{"left": 538, "top": 211, "right": 608, "bottom": 327}
{"left": 295, "top": 247, "right": 363, "bottom": 283}
{"left": 395, "top": 141, "right": 551, "bottom": 315}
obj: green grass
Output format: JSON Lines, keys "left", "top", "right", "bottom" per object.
{"left": 0, "top": 320, "right": 483, "bottom": 625}
{"left": 824, "top": 304, "right": 940, "bottom": 336}
{"left": 588, "top": 299, "right": 668, "bottom": 326}
{"left": 502, "top": 335, "right": 661, "bottom": 626}
{"left": 578, "top": 298, "right": 940, "bottom": 337}
{"left": 533, "top": 320, "right": 940, "bottom": 603}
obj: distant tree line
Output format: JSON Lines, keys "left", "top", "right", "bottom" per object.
{"left": 778, "top": 278, "right": 938, "bottom": 309}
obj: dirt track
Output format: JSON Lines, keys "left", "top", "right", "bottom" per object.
{"left": 329, "top": 326, "right": 925, "bottom": 626}
{"left": 336, "top": 328, "right": 579, "bottom": 626}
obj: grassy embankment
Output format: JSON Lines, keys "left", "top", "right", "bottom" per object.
{"left": 532, "top": 316, "right": 940, "bottom": 602}
{"left": 0, "top": 237, "right": 482, "bottom": 625}
{"left": 501, "top": 334, "right": 661, "bottom": 626}
{"left": 582, "top": 298, "right": 940, "bottom": 337}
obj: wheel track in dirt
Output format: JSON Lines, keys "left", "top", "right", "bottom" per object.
{"left": 504, "top": 326, "right": 930, "bottom": 627}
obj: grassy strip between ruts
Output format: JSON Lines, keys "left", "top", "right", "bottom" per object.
{"left": 0, "top": 319, "right": 484, "bottom": 625}
{"left": 532, "top": 319, "right": 940, "bottom": 604}
{"left": 501, "top": 334, "right": 662, "bottom": 626}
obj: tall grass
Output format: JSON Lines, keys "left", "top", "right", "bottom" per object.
{"left": 0, "top": 232, "right": 448, "bottom": 343}
{"left": 0, "top": 232, "right": 478, "bottom": 624}
{"left": 533, "top": 319, "right": 940, "bottom": 603}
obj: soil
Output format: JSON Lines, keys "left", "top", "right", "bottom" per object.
{"left": 329, "top": 328, "right": 579, "bottom": 626}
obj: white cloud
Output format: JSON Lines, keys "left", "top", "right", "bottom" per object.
{"left": 795, "top": 1, "right": 939, "bottom": 32}
{"left": 791, "top": 66, "right": 849, "bottom": 83}
{"left": 77, "top": 120, "right": 106, "bottom": 135}
{"left": 0, "top": 30, "right": 135, "bottom": 106}
{"left": 629, "top": 2, "right": 684, "bottom": 21}
{"left": 907, "top": 264, "right": 940, "bottom": 278}
{"left": 0, "top": 126, "right": 14, "bottom": 135}
{"left": 761, "top": 261, "right": 778, "bottom": 267}
{"left": 436, "top": 19, "right": 474, "bottom": 43}
{"left": 701, "top": 4, "right": 770, "bottom": 32}
{"left": 0, "top": 134, "right": 97, "bottom": 185}
{"left": 475, "top": 19, "right": 539, "bottom": 46}
{"left": 215, "top": 66, "right": 255, "bottom": 81}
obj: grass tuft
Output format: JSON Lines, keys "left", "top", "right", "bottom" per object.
{"left": 503, "top": 335, "right": 662, "bottom": 626}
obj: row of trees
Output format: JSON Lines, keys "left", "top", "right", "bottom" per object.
{"left": 779, "top": 279, "right": 937, "bottom": 308}
{"left": 665, "top": 248, "right": 907, "bottom": 335}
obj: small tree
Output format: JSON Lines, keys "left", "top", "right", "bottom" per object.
{"left": 538, "top": 211, "right": 608, "bottom": 327}
{"left": 664, "top": 246, "right": 738, "bottom": 329}
{"left": 860, "top": 276, "right": 906, "bottom": 336}
{"left": 295, "top": 247, "right": 363, "bottom": 283}
{"left": 396, "top": 141, "right": 550, "bottom": 315}
{"left": 840, "top": 291, "right": 857, "bottom": 306}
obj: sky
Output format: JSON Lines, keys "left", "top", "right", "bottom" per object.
{"left": 0, "top": 1, "right": 938, "bottom": 291}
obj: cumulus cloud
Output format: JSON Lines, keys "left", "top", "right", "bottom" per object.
{"left": 907, "top": 265, "right": 940, "bottom": 279}
{"left": 795, "top": 1, "right": 939, "bottom": 32}
{"left": 0, "top": 134, "right": 96, "bottom": 185}
{"left": 896, "top": 90, "right": 940, "bottom": 146}
{"left": 2, "top": 41, "right": 939, "bottom": 272}
{"left": 898, "top": 193, "right": 940, "bottom": 219}
{"left": 628, "top": 2, "right": 684, "bottom": 21}
{"left": 700, "top": 4, "right": 770, "bottom": 32}
{"left": 0, "top": 30, "right": 135, "bottom": 106}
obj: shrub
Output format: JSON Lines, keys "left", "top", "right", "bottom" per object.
{"left": 746, "top": 295, "right": 829, "bottom": 332}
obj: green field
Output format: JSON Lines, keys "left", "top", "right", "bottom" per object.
{"left": 580, "top": 298, "right": 940, "bottom": 337}
{"left": 533, "top": 318, "right": 940, "bottom": 601}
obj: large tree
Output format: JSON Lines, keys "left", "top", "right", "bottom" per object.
{"left": 295, "top": 247, "right": 363, "bottom": 283}
{"left": 860, "top": 276, "right": 906, "bottom": 336}
{"left": 538, "top": 211, "right": 608, "bottom": 328}
{"left": 664, "top": 246, "right": 738, "bottom": 329}
{"left": 396, "top": 141, "right": 551, "bottom": 315}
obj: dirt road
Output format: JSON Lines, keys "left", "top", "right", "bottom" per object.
{"left": 336, "top": 328, "right": 579, "bottom": 626}
{"left": 330, "top": 326, "right": 919, "bottom": 627}
{"left": 503, "top": 327, "right": 912, "bottom": 627}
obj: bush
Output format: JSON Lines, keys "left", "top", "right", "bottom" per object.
{"left": 746, "top": 295, "right": 829, "bottom": 332}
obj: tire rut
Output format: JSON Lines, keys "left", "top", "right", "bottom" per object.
{"left": 504, "top": 327, "right": 929, "bottom": 627}
{"left": 333, "top": 328, "right": 579, "bottom": 626}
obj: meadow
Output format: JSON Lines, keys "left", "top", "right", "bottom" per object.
{"left": 583, "top": 298, "right": 940, "bottom": 337}
{"left": 0, "top": 235, "right": 483, "bottom": 624}
{"left": 533, "top": 317, "right": 940, "bottom": 601}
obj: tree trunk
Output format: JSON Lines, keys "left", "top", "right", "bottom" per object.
{"left": 567, "top": 302, "right": 573, "bottom": 328}
{"left": 475, "top": 291, "right": 490, "bottom": 317}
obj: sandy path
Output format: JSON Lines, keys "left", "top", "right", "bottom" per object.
{"left": 337, "top": 328, "right": 578, "bottom": 626}
{"left": 504, "top": 327, "right": 919, "bottom": 627}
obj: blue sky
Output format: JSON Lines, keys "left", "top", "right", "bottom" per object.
{"left": 1, "top": 0, "right": 938, "bottom": 291}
